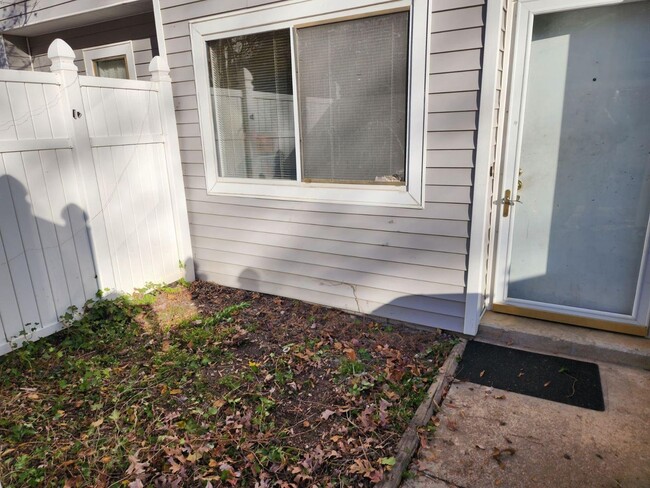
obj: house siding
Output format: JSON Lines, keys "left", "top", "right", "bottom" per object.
{"left": 160, "top": 0, "right": 489, "bottom": 333}
{"left": 0, "top": 34, "right": 31, "bottom": 70}
{"left": 27, "top": 13, "right": 158, "bottom": 80}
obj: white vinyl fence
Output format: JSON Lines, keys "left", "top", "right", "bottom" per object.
{"left": 0, "top": 39, "right": 192, "bottom": 355}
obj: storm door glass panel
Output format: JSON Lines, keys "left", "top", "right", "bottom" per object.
{"left": 94, "top": 57, "right": 128, "bottom": 79}
{"left": 297, "top": 12, "right": 409, "bottom": 184}
{"left": 508, "top": 2, "right": 650, "bottom": 314}
{"left": 207, "top": 30, "right": 296, "bottom": 180}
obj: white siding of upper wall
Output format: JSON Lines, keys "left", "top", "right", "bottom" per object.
{"left": 27, "top": 13, "right": 158, "bottom": 80}
{"left": 160, "top": 0, "right": 487, "bottom": 333}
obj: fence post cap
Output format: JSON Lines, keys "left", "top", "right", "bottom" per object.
{"left": 149, "top": 56, "right": 171, "bottom": 82}
{"left": 48, "top": 39, "right": 77, "bottom": 72}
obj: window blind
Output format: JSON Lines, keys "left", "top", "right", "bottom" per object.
{"left": 297, "top": 12, "right": 409, "bottom": 184}
{"left": 94, "top": 57, "right": 129, "bottom": 79}
{"left": 207, "top": 29, "right": 297, "bottom": 180}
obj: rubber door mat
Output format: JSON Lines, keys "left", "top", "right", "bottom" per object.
{"left": 456, "top": 341, "right": 605, "bottom": 411}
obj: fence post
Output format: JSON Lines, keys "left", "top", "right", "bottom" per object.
{"left": 48, "top": 39, "right": 116, "bottom": 292}
{"left": 149, "top": 56, "right": 195, "bottom": 282}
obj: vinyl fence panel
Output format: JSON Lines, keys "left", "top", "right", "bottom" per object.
{"left": 0, "top": 40, "right": 192, "bottom": 355}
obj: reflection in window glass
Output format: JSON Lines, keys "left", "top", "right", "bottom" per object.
{"left": 207, "top": 29, "right": 296, "bottom": 180}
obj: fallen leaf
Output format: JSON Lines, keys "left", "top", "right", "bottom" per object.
{"left": 492, "top": 447, "right": 515, "bottom": 469}
{"left": 170, "top": 389, "right": 182, "bottom": 395}
{"left": 544, "top": 381, "right": 551, "bottom": 388}
{"left": 385, "top": 390, "right": 400, "bottom": 401}
{"left": 91, "top": 418, "right": 104, "bottom": 428}
{"left": 344, "top": 348, "right": 357, "bottom": 361}
{"left": 480, "top": 370, "right": 486, "bottom": 378}
{"left": 359, "top": 405, "right": 376, "bottom": 432}
{"left": 321, "top": 409, "right": 336, "bottom": 420}
{"left": 379, "top": 399, "right": 392, "bottom": 427}
{"left": 348, "top": 458, "right": 383, "bottom": 482}
{"left": 126, "top": 455, "right": 149, "bottom": 476}
{"left": 187, "top": 452, "right": 201, "bottom": 463}
{"left": 379, "top": 457, "right": 396, "bottom": 466}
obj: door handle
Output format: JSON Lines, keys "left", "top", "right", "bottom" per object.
{"left": 501, "top": 189, "right": 522, "bottom": 217}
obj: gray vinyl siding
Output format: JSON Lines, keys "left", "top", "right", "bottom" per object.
{"left": 0, "top": 34, "right": 31, "bottom": 69}
{"left": 160, "top": 0, "right": 488, "bottom": 333}
{"left": 28, "top": 13, "right": 158, "bottom": 80}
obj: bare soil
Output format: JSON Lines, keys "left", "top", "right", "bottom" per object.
{"left": 0, "top": 280, "right": 455, "bottom": 487}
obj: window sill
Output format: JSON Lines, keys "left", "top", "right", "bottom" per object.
{"left": 206, "top": 179, "right": 423, "bottom": 208}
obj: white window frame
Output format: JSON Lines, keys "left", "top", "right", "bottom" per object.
{"left": 190, "top": 0, "right": 429, "bottom": 208}
{"left": 82, "top": 41, "right": 137, "bottom": 80}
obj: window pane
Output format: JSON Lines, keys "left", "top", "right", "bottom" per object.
{"left": 94, "top": 57, "right": 128, "bottom": 79}
{"left": 297, "top": 12, "right": 409, "bottom": 184}
{"left": 207, "top": 29, "right": 297, "bottom": 180}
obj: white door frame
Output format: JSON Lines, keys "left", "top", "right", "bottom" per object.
{"left": 491, "top": 0, "right": 650, "bottom": 335}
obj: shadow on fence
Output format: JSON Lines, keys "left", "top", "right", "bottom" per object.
{"left": 0, "top": 174, "right": 97, "bottom": 347}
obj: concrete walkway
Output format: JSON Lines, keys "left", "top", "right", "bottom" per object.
{"left": 404, "top": 360, "right": 650, "bottom": 488}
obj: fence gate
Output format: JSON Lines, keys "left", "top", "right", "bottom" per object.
{"left": 0, "top": 39, "right": 192, "bottom": 354}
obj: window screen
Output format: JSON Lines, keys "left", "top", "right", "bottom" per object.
{"left": 207, "top": 29, "right": 297, "bottom": 180}
{"left": 297, "top": 12, "right": 409, "bottom": 184}
{"left": 94, "top": 57, "right": 128, "bottom": 79}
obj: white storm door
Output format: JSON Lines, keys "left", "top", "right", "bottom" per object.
{"left": 493, "top": 0, "right": 650, "bottom": 335}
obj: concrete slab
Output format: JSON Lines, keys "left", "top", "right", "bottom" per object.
{"left": 404, "top": 362, "right": 650, "bottom": 488}
{"left": 478, "top": 312, "right": 650, "bottom": 370}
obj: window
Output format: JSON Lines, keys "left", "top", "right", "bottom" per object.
{"left": 82, "top": 41, "right": 137, "bottom": 80}
{"left": 191, "top": 0, "right": 428, "bottom": 207}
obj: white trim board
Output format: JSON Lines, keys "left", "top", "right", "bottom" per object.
{"left": 463, "top": 0, "right": 510, "bottom": 335}
{"left": 82, "top": 41, "right": 137, "bottom": 80}
{"left": 189, "top": 0, "right": 429, "bottom": 208}
{"left": 152, "top": 0, "right": 168, "bottom": 59}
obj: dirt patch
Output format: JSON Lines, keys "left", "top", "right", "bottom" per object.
{"left": 0, "top": 280, "right": 455, "bottom": 487}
